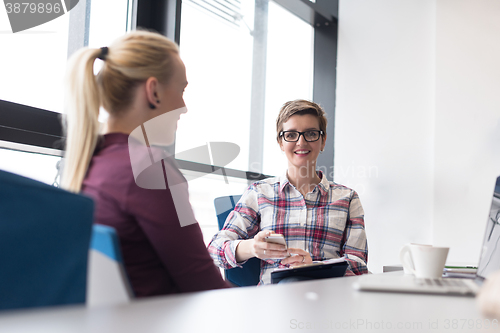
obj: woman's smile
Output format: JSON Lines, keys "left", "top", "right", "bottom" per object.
{"left": 280, "top": 114, "right": 325, "bottom": 171}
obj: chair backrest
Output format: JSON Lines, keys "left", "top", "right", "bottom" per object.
{"left": 0, "top": 169, "right": 93, "bottom": 311}
{"left": 214, "top": 195, "right": 261, "bottom": 287}
{"left": 87, "top": 224, "right": 133, "bottom": 307}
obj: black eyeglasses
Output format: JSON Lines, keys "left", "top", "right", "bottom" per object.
{"left": 279, "top": 130, "right": 324, "bottom": 142}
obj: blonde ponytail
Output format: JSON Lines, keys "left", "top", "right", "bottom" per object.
{"left": 61, "top": 48, "right": 101, "bottom": 192}
{"left": 61, "top": 30, "right": 179, "bottom": 193}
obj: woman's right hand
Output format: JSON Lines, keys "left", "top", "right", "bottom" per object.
{"left": 251, "top": 230, "right": 288, "bottom": 259}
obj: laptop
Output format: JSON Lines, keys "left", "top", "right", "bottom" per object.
{"left": 353, "top": 175, "right": 500, "bottom": 296}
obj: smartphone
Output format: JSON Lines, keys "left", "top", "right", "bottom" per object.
{"left": 265, "top": 234, "right": 287, "bottom": 248}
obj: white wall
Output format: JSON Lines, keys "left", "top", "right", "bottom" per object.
{"left": 434, "top": 0, "right": 500, "bottom": 262}
{"left": 336, "top": 0, "right": 500, "bottom": 273}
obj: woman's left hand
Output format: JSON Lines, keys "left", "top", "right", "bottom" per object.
{"left": 281, "top": 248, "right": 313, "bottom": 267}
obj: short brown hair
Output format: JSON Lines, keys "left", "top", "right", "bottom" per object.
{"left": 276, "top": 99, "right": 327, "bottom": 142}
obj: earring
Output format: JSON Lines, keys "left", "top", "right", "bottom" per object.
{"left": 149, "top": 102, "right": 156, "bottom": 109}
{"left": 320, "top": 150, "right": 324, "bottom": 154}
{"left": 153, "top": 92, "right": 160, "bottom": 104}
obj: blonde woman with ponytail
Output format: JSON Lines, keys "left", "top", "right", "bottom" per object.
{"left": 62, "top": 31, "right": 229, "bottom": 297}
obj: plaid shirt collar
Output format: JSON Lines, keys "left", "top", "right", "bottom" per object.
{"left": 279, "top": 170, "right": 329, "bottom": 197}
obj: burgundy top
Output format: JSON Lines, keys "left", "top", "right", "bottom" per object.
{"left": 82, "top": 133, "right": 229, "bottom": 297}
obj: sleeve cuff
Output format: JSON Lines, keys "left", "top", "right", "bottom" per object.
{"left": 226, "top": 239, "right": 246, "bottom": 268}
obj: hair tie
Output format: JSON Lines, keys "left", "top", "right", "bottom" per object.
{"left": 97, "top": 46, "right": 109, "bottom": 61}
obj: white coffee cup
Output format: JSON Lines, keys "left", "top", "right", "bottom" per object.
{"left": 400, "top": 244, "right": 449, "bottom": 279}
{"left": 400, "top": 243, "right": 432, "bottom": 275}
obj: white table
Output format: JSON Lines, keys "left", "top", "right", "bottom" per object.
{"left": 0, "top": 272, "right": 498, "bottom": 333}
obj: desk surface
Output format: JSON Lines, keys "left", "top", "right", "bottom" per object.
{"left": 0, "top": 272, "right": 498, "bottom": 333}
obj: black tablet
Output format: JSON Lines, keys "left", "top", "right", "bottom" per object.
{"left": 271, "top": 261, "right": 349, "bottom": 284}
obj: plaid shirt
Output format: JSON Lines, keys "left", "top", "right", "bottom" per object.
{"left": 208, "top": 171, "right": 368, "bottom": 285}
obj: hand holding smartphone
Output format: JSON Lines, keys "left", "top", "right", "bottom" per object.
{"left": 259, "top": 232, "right": 288, "bottom": 259}
{"left": 264, "top": 233, "right": 287, "bottom": 248}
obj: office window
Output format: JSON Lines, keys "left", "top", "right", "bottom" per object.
{"left": 262, "top": 1, "right": 314, "bottom": 176}
{"left": 0, "top": 0, "right": 129, "bottom": 114}
{"left": 0, "top": 148, "right": 60, "bottom": 185}
{"left": 0, "top": 11, "right": 70, "bottom": 113}
{"left": 0, "top": 0, "right": 130, "bottom": 180}
{"left": 177, "top": 1, "right": 314, "bottom": 177}
{"left": 87, "top": 1, "right": 130, "bottom": 49}
{"left": 177, "top": 0, "right": 255, "bottom": 172}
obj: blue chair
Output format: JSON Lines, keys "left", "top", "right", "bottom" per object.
{"left": 214, "top": 195, "right": 261, "bottom": 287}
{"left": 87, "top": 224, "right": 133, "bottom": 306}
{"left": 0, "top": 169, "right": 93, "bottom": 311}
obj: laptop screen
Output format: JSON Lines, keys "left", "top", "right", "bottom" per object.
{"left": 477, "top": 176, "right": 500, "bottom": 279}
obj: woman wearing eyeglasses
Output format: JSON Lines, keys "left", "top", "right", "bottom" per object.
{"left": 208, "top": 99, "right": 368, "bottom": 285}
